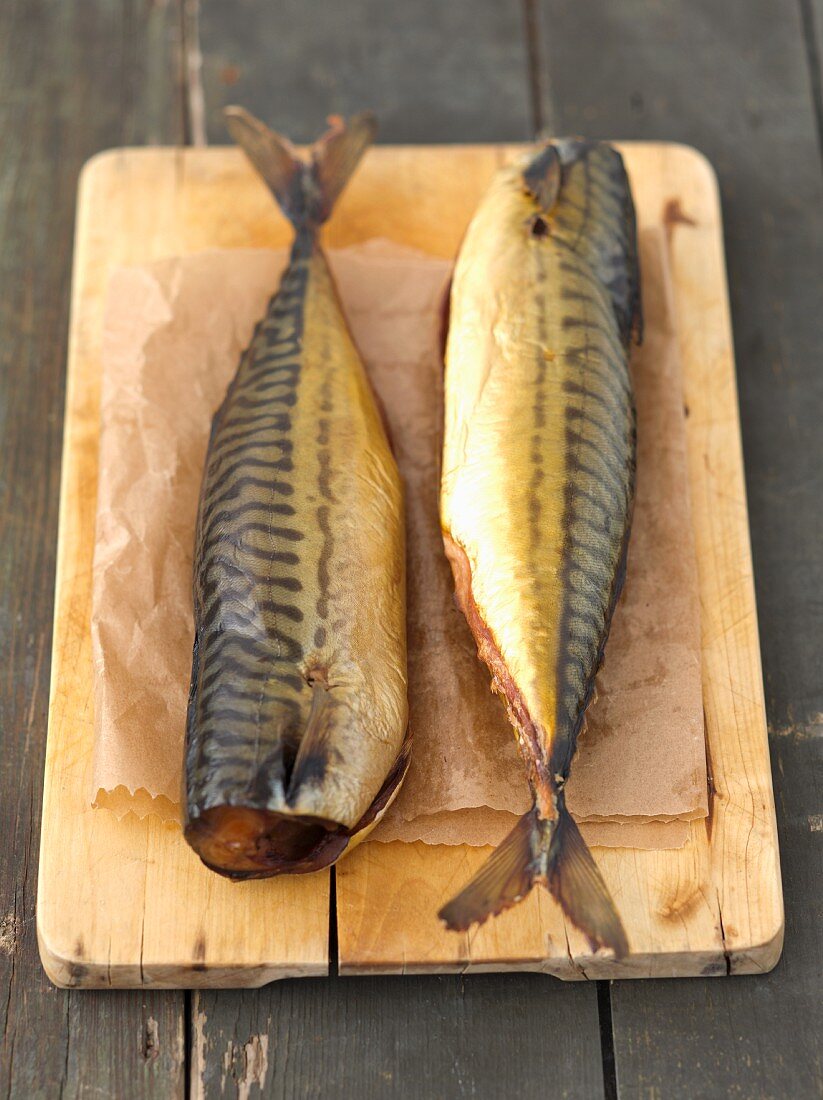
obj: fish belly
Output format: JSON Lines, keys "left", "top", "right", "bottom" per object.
{"left": 442, "top": 208, "right": 634, "bottom": 786}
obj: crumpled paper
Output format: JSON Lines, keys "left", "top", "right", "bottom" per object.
{"left": 92, "top": 233, "right": 706, "bottom": 849}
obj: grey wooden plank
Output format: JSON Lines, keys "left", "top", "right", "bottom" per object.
{"left": 536, "top": 1, "right": 823, "bottom": 1097}
{"left": 191, "top": 3, "right": 606, "bottom": 1096}
{"left": 799, "top": 0, "right": 823, "bottom": 163}
{"left": 192, "top": 975, "right": 604, "bottom": 1100}
{"left": 62, "top": 992, "right": 185, "bottom": 1100}
{"left": 196, "top": 0, "right": 536, "bottom": 143}
{"left": 0, "top": 0, "right": 185, "bottom": 1095}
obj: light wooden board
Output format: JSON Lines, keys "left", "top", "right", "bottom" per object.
{"left": 38, "top": 143, "right": 783, "bottom": 987}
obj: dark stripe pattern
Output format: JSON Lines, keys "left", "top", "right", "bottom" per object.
{"left": 185, "top": 232, "right": 317, "bottom": 811}
{"left": 540, "top": 142, "right": 639, "bottom": 780}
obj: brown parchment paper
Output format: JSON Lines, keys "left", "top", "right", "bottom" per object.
{"left": 374, "top": 808, "right": 690, "bottom": 850}
{"left": 92, "top": 233, "right": 707, "bottom": 849}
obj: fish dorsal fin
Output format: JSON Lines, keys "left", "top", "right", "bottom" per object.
{"left": 225, "top": 106, "right": 377, "bottom": 229}
{"left": 522, "top": 144, "right": 562, "bottom": 212}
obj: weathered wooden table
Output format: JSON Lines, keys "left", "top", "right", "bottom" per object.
{"left": 1, "top": 1, "right": 821, "bottom": 1096}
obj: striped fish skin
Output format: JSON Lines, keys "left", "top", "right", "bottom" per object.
{"left": 439, "top": 140, "right": 640, "bottom": 952}
{"left": 184, "top": 112, "right": 409, "bottom": 878}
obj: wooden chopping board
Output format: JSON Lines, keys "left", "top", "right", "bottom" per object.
{"left": 37, "top": 143, "right": 783, "bottom": 986}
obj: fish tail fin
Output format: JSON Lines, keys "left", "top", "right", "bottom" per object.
{"left": 439, "top": 801, "right": 628, "bottom": 958}
{"left": 547, "top": 798, "right": 629, "bottom": 958}
{"left": 224, "top": 106, "right": 377, "bottom": 229}
{"left": 438, "top": 808, "right": 540, "bottom": 932}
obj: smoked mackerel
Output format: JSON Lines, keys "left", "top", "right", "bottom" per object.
{"left": 439, "top": 140, "right": 641, "bottom": 955}
{"left": 184, "top": 109, "right": 410, "bottom": 878}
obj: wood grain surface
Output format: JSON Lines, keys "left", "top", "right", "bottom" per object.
{"left": 1, "top": 0, "right": 820, "bottom": 1096}
{"left": 39, "top": 139, "right": 780, "bottom": 988}
{"left": 536, "top": 1, "right": 823, "bottom": 1096}
{"left": 333, "top": 141, "right": 782, "bottom": 982}
{"left": 196, "top": 0, "right": 536, "bottom": 144}
{"left": 38, "top": 148, "right": 333, "bottom": 991}
{"left": 191, "top": 975, "right": 606, "bottom": 1100}
{"left": 0, "top": 2, "right": 186, "bottom": 1097}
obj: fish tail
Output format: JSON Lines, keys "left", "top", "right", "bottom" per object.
{"left": 439, "top": 801, "right": 628, "bottom": 957}
{"left": 224, "top": 106, "right": 377, "bottom": 229}
{"left": 546, "top": 798, "right": 629, "bottom": 957}
{"left": 438, "top": 808, "right": 538, "bottom": 931}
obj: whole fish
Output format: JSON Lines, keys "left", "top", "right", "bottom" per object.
{"left": 184, "top": 108, "right": 410, "bottom": 878}
{"left": 439, "top": 140, "right": 641, "bottom": 954}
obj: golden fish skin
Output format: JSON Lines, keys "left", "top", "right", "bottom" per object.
{"left": 184, "top": 110, "right": 409, "bottom": 878}
{"left": 439, "top": 141, "right": 640, "bottom": 954}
